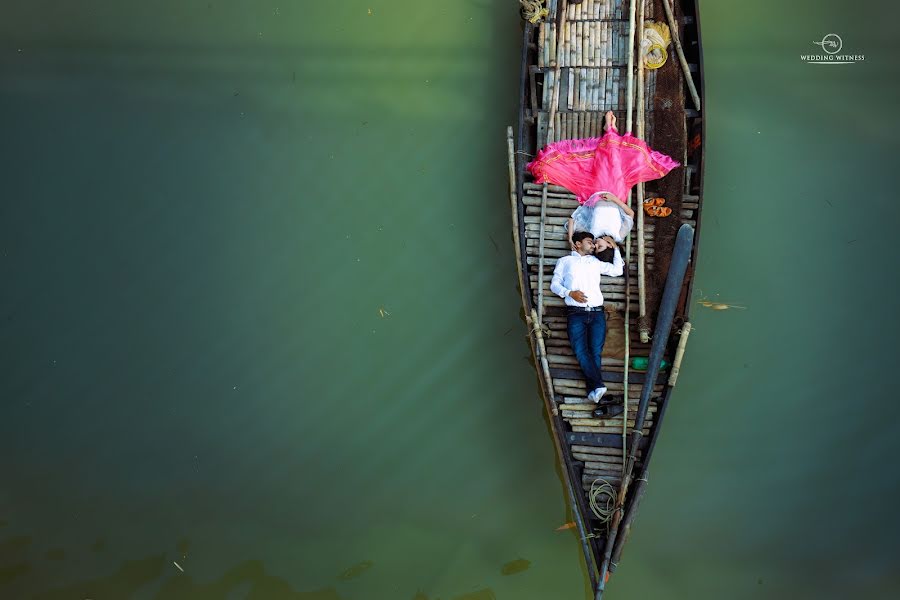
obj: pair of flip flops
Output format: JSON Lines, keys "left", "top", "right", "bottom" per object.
{"left": 643, "top": 197, "right": 672, "bottom": 217}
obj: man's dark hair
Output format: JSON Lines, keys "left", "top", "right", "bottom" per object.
{"left": 572, "top": 231, "right": 594, "bottom": 244}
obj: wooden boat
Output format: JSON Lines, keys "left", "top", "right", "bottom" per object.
{"left": 508, "top": 1, "right": 704, "bottom": 597}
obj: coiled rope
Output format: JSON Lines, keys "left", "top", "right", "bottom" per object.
{"left": 519, "top": 0, "right": 549, "bottom": 24}
{"left": 588, "top": 478, "right": 619, "bottom": 524}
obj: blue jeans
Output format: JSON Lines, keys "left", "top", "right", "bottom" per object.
{"left": 566, "top": 308, "right": 606, "bottom": 392}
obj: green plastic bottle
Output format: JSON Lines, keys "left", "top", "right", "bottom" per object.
{"left": 630, "top": 357, "right": 670, "bottom": 370}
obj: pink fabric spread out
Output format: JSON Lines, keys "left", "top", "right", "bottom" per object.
{"left": 526, "top": 125, "right": 680, "bottom": 206}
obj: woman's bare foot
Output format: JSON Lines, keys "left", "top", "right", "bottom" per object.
{"left": 603, "top": 111, "right": 616, "bottom": 132}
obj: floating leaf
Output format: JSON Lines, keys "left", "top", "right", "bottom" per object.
{"left": 697, "top": 298, "right": 745, "bottom": 310}
{"left": 500, "top": 558, "right": 531, "bottom": 576}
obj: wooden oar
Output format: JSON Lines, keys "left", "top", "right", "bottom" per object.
{"left": 596, "top": 223, "right": 695, "bottom": 598}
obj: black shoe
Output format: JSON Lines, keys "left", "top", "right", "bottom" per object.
{"left": 596, "top": 393, "right": 622, "bottom": 407}
{"left": 592, "top": 396, "right": 625, "bottom": 418}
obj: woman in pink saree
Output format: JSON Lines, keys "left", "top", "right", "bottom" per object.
{"left": 527, "top": 111, "right": 679, "bottom": 250}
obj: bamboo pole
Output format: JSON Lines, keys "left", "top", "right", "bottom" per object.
{"left": 560, "top": 22, "right": 566, "bottom": 67}
{"left": 610, "top": 335, "right": 687, "bottom": 574}
{"left": 581, "top": 70, "right": 587, "bottom": 112}
{"left": 575, "top": 67, "right": 586, "bottom": 113}
{"left": 612, "top": 56, "right": 620, "bottom": 111}
{"left": 571, "top": 15, "right": 577, "bottom": 65}
{"left": 538, "top": 182, "right": 549, "bottom": 324}
{"left": 661, "top": 0, "right": 701, "bottom": 112}
{"left": 572, "top": 445, "right": 626, "bottom": 455}
{"left": 584, "top": 22, "right": 589, "bottom": 69}
{"left": 542, "top": 0, "right": 569, "bottom": 324}
{"left": 587, "top": 74, "right": 594, "bottom": 117}
{"left": 603, "top": 66, "right": 610, "bottom": 112}
{"left": 598, "top": 4, "right": 636, "bottom": 597}
{"left": 579, "top": 21, "right": 585, "bottom": 66}
{"left": 543, "top": 70, "right": 552, "bottom": 117}
{"left": 585, "top": 69, "right": 591, "bottom": 112}
{"left": 580, "top": 69, "right": 588, "bottom": 112}
{"left": 507, "top": 127, "right": 529, "bottom": 314}
{"left": 636, "top": 0, "right": 650, "bottom": 344}
{"left": 588, "top": 21, "right": 595, "bottom": 66}
{"left": 625, "top": 0, "right": 636, "bottom": 131}
{"left": 573, "top": 69, "right": 579, "bottom": 111}
{"left": 597, "top": 21, "right": 608, "bottom": 68}
{"left": 510, "top": 76, "right": 596, "bottom": 582}
{"left": 667, "top": 322, "right": 692, "bottom": 387}
{"left": 550, "top": 22, "right": 557, "bottom": 67}
{"left": 579, "top": 460, "right": 627, "bottom": 470}
{"left": 574, "top": 22, "right": 580, "bottom": 67}
{"left": 539, "top": 22, "right": 546, "bottom": 68}
{"left": 530, "top": 311, "right": 600, "bottom": 592}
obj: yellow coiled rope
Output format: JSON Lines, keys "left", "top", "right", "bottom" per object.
{"left": 519, "top": 0, "right": 549, "bottom": 24}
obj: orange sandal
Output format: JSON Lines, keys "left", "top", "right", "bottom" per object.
{"left": 645, "top": 206, "right": 672, "bottom": 217}
{"left": 643, "top": 197, "right": 667, "bottom": 216}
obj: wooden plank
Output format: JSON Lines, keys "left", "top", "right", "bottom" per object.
{"left": 571, "top": 445, "right": 626, "bottom": 457}
{"left": 550, "top": 368, "right": 666, "bottom": 386}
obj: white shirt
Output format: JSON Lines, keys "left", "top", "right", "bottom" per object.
{"left": 550, "top": 249, "right": 625, "bottom": 307}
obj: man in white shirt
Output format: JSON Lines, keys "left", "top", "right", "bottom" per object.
{"left": 550, "top": 231, "right": 625, "bottom": 402}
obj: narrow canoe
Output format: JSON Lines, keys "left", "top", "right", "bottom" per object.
{"left": 509, "top": 1, "right": 705, "bottom": 596}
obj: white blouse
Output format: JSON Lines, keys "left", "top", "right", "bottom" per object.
{"left": 568, "top": 199, "right": 634, "bottom": 243}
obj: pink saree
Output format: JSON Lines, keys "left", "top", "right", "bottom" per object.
{"left": 526, "top": 125, "right": 680, "bottom": 206}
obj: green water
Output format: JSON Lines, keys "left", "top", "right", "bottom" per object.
{"left": 2, "top": 1, "right": 899, "bottom": 599}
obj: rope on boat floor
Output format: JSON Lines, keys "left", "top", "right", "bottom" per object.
{"left": 519, "top": 0, "right": 549, "bottom": 24}
{"left": 588, "top": 477, "right": 619, "bottom": 524}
